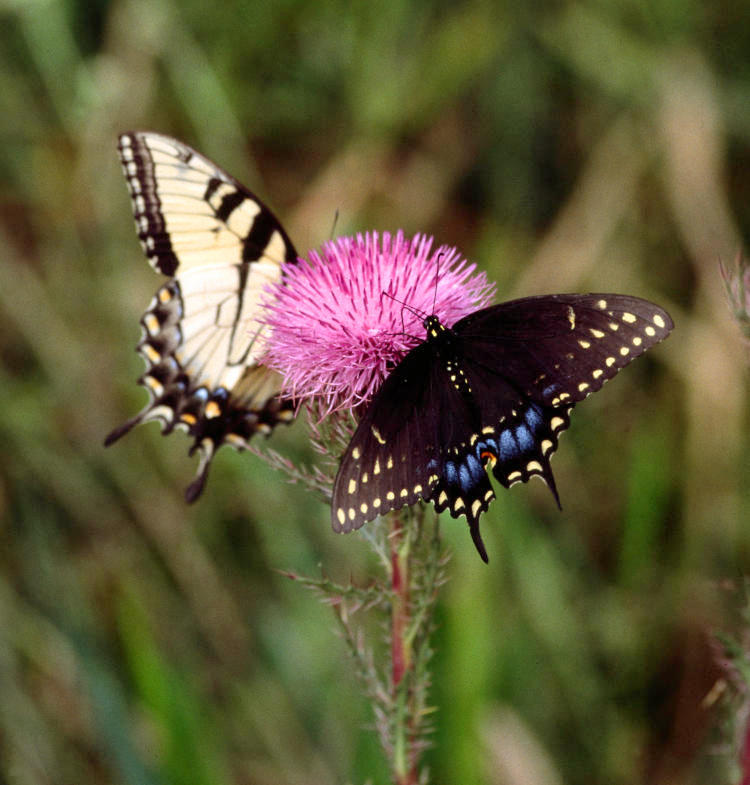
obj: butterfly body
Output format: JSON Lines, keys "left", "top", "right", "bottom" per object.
{"left": 332, "top": 294, "right": 673, "bottom": 562}
{"left": 106, "top": 132, "right": 297, "bottom": 500}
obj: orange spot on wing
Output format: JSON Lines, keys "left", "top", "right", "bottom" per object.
{"left": 480, "top": 450, "right": 497, "bottom": 466}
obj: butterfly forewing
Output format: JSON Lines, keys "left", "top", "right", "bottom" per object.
{"left": 118, "top": 132, "right": 296, "bottom": 275}
{"left": 456, "top": 294, "right": 673, "bottom": 407}
{"left": 106, "top": 132, "right": 298, "bottom": 501}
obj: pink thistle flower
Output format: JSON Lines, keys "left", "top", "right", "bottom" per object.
{"left": 263, "top": 231, "right": 495, "bottom": 413}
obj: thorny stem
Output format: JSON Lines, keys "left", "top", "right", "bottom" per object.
{"left": 283, "top": 402, "right": 448, "bottom": 785}
{"left": 391, "top": 513, "right": 408, "bottom": 689}
{"left": 289, "top": 503, "right": 446, "bottom": 785}
{"left": 390, "top": 512, "right": 417, "bottom": 785}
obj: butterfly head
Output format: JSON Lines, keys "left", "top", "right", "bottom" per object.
{"left": 423, "top": 314, "right": 442, "bottom": 333}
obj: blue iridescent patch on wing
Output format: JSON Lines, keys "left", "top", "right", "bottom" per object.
{"left": 499, "top": 429, "right": 516, "bottom": 460}
{"left": 524, "top": 404, "right": 544, "bottom": 429}
{"left": 514, "top": 423, "right": 533, "bottom": 450}
{"left": 542, "top": 383, "right": 559, "bottom": 400}
{"left": 465, "top": 452, "right": 484, "bottom": 481}
{"left": 444, "top": 461, "right": 458, "bottom": 485}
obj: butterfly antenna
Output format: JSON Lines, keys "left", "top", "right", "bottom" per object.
{"left": 380, "top": 290, "right": 425, "bottom": 338}
{"left": 381, "top": 290, "right": 422, "bottom": 318}
{"left": 431, "top": 251, "right": 444, "bottom": 316}
{"left": 328, "top": 209, "right": 339, "bottom": 241}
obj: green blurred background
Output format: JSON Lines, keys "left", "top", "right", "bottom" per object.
{"left": 1, "top": 0, "right": 749, "bottom": 783}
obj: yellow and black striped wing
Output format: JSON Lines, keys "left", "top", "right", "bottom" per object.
{"left": 106, "top": 132, "right": 298, "bottom": 501}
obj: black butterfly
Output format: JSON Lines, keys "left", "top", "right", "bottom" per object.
{"left": 331, "top": 294, "right": 673, "bottom": 562}
{"left": 105, "top": 132, "right": 297, "bottom": 501}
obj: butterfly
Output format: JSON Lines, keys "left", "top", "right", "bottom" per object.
{"left": 331, "top": 294, "right": 673, "bottom": 562}
{"left": 105, "top": 132, "right": 298, "bottom": 502}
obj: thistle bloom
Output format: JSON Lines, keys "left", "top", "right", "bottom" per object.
{"left": 262, "top": 231, "right": 495, "bottom": 413}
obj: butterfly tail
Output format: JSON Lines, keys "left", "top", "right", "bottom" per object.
{"left": 185, "top": 439, "right": 215, "bottom": 503}
{"left": 104, "top": 390, "right": 186, "bottom": 447}
{"left": 468, "top": 517, "right": 489, "bottom": 563}
{"left": 541, "top": 463, "right": 562, "bottom": 511}
{"left": 104, "top": 410, "right": 147, "bottom": 447}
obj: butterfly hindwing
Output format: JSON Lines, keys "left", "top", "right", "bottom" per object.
{"left": 332, "top": 294, "right": 673, "bottom": 562}
{"left": 106, "top": 132, "right": 298, "bottom": 501}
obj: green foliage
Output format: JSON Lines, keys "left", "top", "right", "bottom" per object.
{"left": 1, "top": 0, "right": 750, "bottom": 783}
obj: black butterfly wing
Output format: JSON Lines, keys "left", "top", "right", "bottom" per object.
{"left": 331, "top": 336, "right": 495, "bottom": 552}
{"left": 332, "top": 341, "right": 447, "bottom": 529}
{"left": 455, "top": 293, "right": 673, "bottom": 408}
{"left": 452, "top": 292, "right": 673, "bottom": 507}
{"left": 332, "top": 293, "right": 672, "bottom": 562}
{"left": 106, "top": 132, "right": 298, "bottom": 501}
